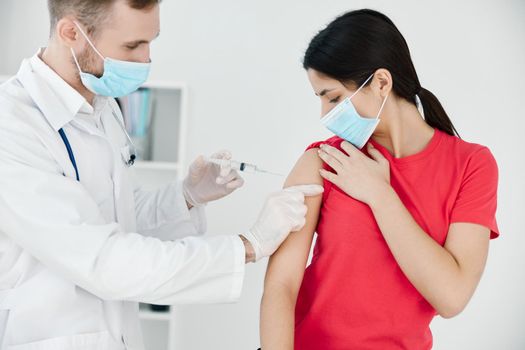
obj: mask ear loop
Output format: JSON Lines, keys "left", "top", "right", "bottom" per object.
{"left": 73, "top": 21, "right": 105, "bottom": 61}
{"left": 350, "top": 73, "right": 390, "bottom": 120}
{"left": 376, "top": 94, "right": 389, "bottom": 120}
{"left": 70, "top": 47, "right": 83, "bottom": 73}
{"left": 349, "top": 74, "right": 374, "bottom": 99}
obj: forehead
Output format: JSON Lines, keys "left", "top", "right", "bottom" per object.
{"left": 103, "top": 1, "right": 160, "bottom": 37}
{"left": 307, "top": 69, "right": 345, "bottom": 92}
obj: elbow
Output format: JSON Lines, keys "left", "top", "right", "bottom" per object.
{"left": 438, "top": 307, "right": 463, "bottom": 319}
{"left": 436, "top": 298, "right": 468, "bottom": 319}
{"left": 262, "top": 280, "right": 299, "bottom": 304}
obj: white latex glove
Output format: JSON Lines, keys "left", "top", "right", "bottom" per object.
{"left": 243, "top": 184, "right": 324, "bottom": 261}
{"left": 183, "top": 150, "right": 244, "bottom": 206}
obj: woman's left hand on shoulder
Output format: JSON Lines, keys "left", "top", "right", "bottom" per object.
{"left": 318, "top": 141, "right": 392, "bottom": 206}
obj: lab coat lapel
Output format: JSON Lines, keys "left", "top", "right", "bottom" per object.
{"left": 16, "top": 60, "right": 79, "bottom": 181}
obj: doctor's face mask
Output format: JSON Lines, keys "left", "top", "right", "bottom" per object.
{"left": 70, "top": 21, "right": 151, "bottom": 98}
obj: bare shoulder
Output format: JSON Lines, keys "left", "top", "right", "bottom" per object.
{"left": 284, "top": 148, "right": 324, "bottom": 189}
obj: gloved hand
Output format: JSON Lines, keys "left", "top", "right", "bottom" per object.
{"left": 183, "top": 150, "right": 244, "bottom": 206}
{"left": 243, "top": 184, "right": 324, "bottom": 261}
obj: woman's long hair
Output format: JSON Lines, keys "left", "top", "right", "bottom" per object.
{"left": 303, "top": 9, "right": 459, "bottom": 136}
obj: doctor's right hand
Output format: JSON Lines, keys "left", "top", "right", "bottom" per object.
{"left": 242, "top": 184, "right": 324, "bottom": 261}
{"left": 183, "top": 150, "right": 244, "bottom": 207}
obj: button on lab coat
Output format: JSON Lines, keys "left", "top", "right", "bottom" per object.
{"left": 0, "top": 50, "right": 245, "bottom": 349}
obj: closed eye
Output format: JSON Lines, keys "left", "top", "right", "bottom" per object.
{"left": 329, "top": 96, "right": 341, "bottom": 104}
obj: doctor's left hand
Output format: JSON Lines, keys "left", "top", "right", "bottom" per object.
{"left": 183, "top": 150, "right": 244, "bottom": 206}
{"left": 317, "top": 141, "right": 391, "bottom": 206}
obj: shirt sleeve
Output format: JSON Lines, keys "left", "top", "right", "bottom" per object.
{"left": 449, "top": 147, "right": 500, "bottom": 239}
{"left": 0, "top": 113, "right": 245, "bottom": 305}
{"left": 133, "top": 181, "right": 207, "bottom": 240}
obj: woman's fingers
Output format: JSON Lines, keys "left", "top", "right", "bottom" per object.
{"left": 319, "top": 168, "right": 339, "bottom": 186}
{"left": 339, "top": 141, "right": 360, "bottom": 157}
{"left": 320, "top": 144, "right": 351, "bottom": 164}
{"left": 318, "top": 148, "right": 343, "bottom": 173}
{"left": 367, "top": 143, "right": 387, "bottom": 164}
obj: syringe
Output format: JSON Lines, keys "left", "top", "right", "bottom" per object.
{"left": 206, "top": 158, "right": 284, "bottom": 177}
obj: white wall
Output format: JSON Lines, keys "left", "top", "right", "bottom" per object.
{"left": 1, "top": 0, "right": 524, "bottom": 349}
{"left": 0, "top": 0, "right": 12, "bottom": 71}
{"left": 0, "top": 1, "right": 49, "bottom": 75}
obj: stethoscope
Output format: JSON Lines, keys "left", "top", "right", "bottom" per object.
{"left": 58, "top": 110, "right": 137, "bottom": 182}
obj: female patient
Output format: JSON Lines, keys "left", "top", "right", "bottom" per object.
{"left": 260, "top": 9, "right": 499, "bottom": 350}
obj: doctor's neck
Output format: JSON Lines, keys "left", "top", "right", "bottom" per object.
{"left": 41, "top": 43, "right": 96, "bottom": 106}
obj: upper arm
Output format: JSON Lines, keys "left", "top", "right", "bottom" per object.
{"left": 263, "top": 148, "right": 324, "bottom": 293}
{"left": 443, "top": 147, "right": 498, "bottom": 301}
{"left": 445, "top": 223, "right": 490, "bottom": 288}
{"left": 450, "top": 147, "right": 499, "bottom": 238}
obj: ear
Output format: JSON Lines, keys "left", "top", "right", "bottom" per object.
{"left": 55, "top": 17, "right": 83, "bottom": 49}
{"left": 372, "top": 68, "right": 393, "bottom": 98}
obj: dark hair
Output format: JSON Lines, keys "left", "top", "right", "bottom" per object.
{"left": 48, "top": 0, "right": 161, "bottom": 36}
{"left": 303, "top": 9, "right": 459, "bottom": 137}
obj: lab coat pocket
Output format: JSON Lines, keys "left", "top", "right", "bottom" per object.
{"left": 7, "top": 331, "right": 114, "bottom": 350}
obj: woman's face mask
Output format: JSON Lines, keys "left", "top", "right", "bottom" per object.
{"left": 311, "top": 71, "right": 389, "bottom": 149}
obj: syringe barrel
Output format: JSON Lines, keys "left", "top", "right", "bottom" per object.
{"left": 207, "top": 158, "right": 258, "bottom": 173}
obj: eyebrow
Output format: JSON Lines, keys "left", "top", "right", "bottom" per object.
{"left": 315, "top": 88, "right": 336, "bottom": 97}
{"left": 124, "top": 32, "right": 160, "bottom": 46}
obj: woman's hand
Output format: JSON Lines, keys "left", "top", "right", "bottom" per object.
{"left": 317, "top": 141, "right": 391, "bottom": 206}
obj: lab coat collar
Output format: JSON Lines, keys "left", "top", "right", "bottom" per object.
{"left": 16, "top": 48, "right": 95, "bottom": 131}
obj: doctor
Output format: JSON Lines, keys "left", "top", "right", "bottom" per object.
{"left": 0, "top": 0, "right": 323, "bottom": 349}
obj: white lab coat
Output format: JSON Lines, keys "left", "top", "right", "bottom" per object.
{"left": 0, "top": 50, "right": 245, "bottom": 350}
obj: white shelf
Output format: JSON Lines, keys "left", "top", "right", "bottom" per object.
{"left": 135, "top": 161, "right": 182, "bottom": 171}
{"left": 142, "top": 80, "right": 187, "bottom": 90}
{"left": 139, "top": 309, "right": 172, "bottom": 322}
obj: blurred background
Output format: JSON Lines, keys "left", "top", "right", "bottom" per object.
{"left": 0, "top": 0, "right": 523, "bottom": 349}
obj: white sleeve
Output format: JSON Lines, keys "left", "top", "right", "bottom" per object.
{"left": 0, "top": 117, "right": 245, "bottom": 305}
{"left": 133, "top": 181, "right": 208, "bottom": 240}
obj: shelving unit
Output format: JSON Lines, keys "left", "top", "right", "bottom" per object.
{"left": 0, "top": 74, "right": 187, "bottom": 349}
{"left": 126, "top": 81, "right": 188, "bottom": 192}
{"left": 123, "top": 80, "right": 189, "bottom": 350}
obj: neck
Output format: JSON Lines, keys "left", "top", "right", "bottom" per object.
{"left": 371, "top": 98, "right": 435, "bottom": 158}
{"left": 41, "top": 41, "right": 96, "bottom": 105}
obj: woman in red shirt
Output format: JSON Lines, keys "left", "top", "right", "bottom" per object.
{"left": 259, "top": 9, "right": 499, "bottom": 350}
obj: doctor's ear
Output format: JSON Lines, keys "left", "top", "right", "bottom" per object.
{"left": 371, "top": 69, "right": 393, "bottom": 98}
{"left": 54, "top": 18, "right": 82, "bottom": 47}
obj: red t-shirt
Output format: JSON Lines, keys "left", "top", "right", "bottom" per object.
{"left": 294, "top": 129, "right": 499, "bottom": 350}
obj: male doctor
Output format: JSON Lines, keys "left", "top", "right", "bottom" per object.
{"left": 0, "top": 0, "right": 322, "bottom": 348}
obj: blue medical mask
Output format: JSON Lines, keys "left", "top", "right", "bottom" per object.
{"left": 320, "top": 74, "right": 389, "bottom": 149}
{"left": 71, "top": 22, "right": 151, "bottom": 98}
